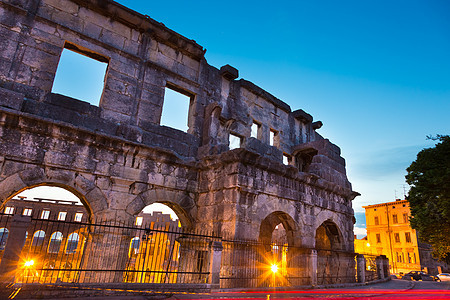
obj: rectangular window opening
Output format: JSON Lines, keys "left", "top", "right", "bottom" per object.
{"left": 283, "top": 154, "right": 290, "bottom": 165}
{"left": 74, "top": 212, "right": 83, "bottom": 222}
{"left": 394, "top": 233, "right": 400, "bottom": 243}
{"left": 229, "top": 133, "right": 242, "bottom": 150}
{"left": 269, "top": 129, "right": 277, "bottom": 146}
{"left": 374, "top": 216, "right": 379, "bottom": 226}
{"left": 23, "top": 208, "right": 32, "bottom": 216}
{"left": 251, "top": 122, "right": 260, "bottom": 139}
{"left": 52, "top": 42, "right": 108, "bottom": 106}
{"left": 376, "top": 233, "right": 381, "bottom": 243}
{"left": 58, "top": 211, "right": 67, "bottom": 221}
{"left": 405, "top": 232, "right": 412, "bottom": 243}
{"left": 160, "top": 85, "right": 192, "bottom": 132}
{"left": 393, "top": 214, "right": 398, "bottom": 224}
{"left": 403, "top": 213, "right": 408, "bottom": 223}
{"left": 4, "top": 207, "right": 14, "bottom": 215}
{"left": 41, "top": 210, "right": 50, "bottom": 219}
{"left": 136, "top": 216, "right": 143, "bottom": 226}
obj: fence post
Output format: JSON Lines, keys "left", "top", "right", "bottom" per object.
{"left": 356, "top": 254, "right": 366, "bottom": 283}
{"left": 208, "top": 241, "right": 223, "bottom": 288}
{"left": 0, "top": 214, "right": 31, "bottom": 284}
{"left": 375, "top": 255, "right": 385, "bottom": 280}
{"left": 309, "top": 249, "right": 318, "bottom": 286}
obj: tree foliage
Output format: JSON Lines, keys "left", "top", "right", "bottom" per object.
{"left": 406, "top": 135, "right": 450, "bottom": 263}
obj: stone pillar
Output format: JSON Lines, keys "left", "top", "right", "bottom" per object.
{"left": 381, "top": 255, "right": 389, "bottom": 278}
{"left": 309, "top": 249, "right": 318, "bottom": 286}
{"left": 356, "top": 254, "right": 366, "bottom": 283}
{"left": 375, "top": 255, "right": 385, "bottom": 280}
{"left": 208, "top": 241, "right": 223, "bottom": 288}
{"left": 0, "top": 215, "right": 31, "bottom": 283}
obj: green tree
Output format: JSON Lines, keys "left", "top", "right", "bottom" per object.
{"left": 405, "top": 135, "right": 450, "bottom": 263}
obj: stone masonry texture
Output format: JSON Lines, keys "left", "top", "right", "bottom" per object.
{"left": 0, "top": 0, "right": 359, "bottom": 283}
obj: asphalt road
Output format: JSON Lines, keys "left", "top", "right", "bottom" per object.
{"left": 167, "top": 279, "right": 450, "bottom": 299}
{"left": 17, "top": 279, "right": 450, "bottom": 300}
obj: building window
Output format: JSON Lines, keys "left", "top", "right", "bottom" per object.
{"left": 48, "top": 231, "right": 63, "bottom": 253}
{"left": 0, "top": 228, "right": 9, "bottom": 250}
{"left": 66, "top": 233, "right": 80, "bottom": 254}
{"left": 229, "top": 133, "right": 242, "bottom": 150}
{"left": 129, "top": 237, "right": 140, "bottom": 256}
{"left": 413, "top": 252, "right": 416, "bottom": 263}
{"left": 403, "top": 213, "right": 408, "bottom": 223}
{"left": 160, "top": 86, "right": 192, "bottom": 132}
{"left": 269, "top": 129, "right": 278, "bottom": 146}
{"left": 394, "top": 233, "right": 400, "bottom": 243}
{"left": 405, "top": 232, "right": 412, "bottom": 243}
{"left": 374, "top": 216, "right": 379, "bottom": 226}
{"left": 283, "top": 154, "right": 290, "bottom": 165}
{"left": 392, "top": 214, "right": 398, "bottom": 224}
{"left": 376, "top": 233, "right": 381, "bottom": 244}
{"left": 407, "top": 252, "right": 412, "bottom": 263}
{"left": 135, "top": 216, "right": 143, "bottom": 226}
{"left": 52, "top": 42, "right": 108, "bottom": 106}
{"left": 251, "top": 122, "right": 260, "bottom": 139}
{"left": 58, "top": 212, "right": 67, "bottom": 221}
{"left": 22, "top": 208, "right": 32, "bottom": 216}
{"left": 74, "top": 213, "right": 83, "bottom": 222}
{"left": 40, "top": 210, "right": 50, "bottom": 219}
{"left": 4, "top": 207, "right": 14, "bottom": 215}
{"left": 32, "top": 230, "right": 45, "bottom": 247}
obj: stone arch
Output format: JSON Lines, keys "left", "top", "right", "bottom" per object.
{"left": 259, "top": 211, "right": 300, "bottom": 247}
{"left": 125, "top": 187, "right": 196, "bottom": 229}
{"left": 313, "top": 211, "right": 345, "bottom": 251}
{"left": 0, "top": 167, "right": 108, "bottom": 219}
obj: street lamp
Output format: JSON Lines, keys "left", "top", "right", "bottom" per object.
{"left": 24, "top": 260, "right": 35, "bottom": 267}
{"left": 271, "top": 263, "right": 278, "bottom": 287}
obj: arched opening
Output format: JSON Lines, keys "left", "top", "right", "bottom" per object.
{"left": 125, "top": 203, "right": 181, "bottom": 284}
{"left": 66, "top": 233, "right": 80, "bottom": 254}
{"left": 1, "top": 185, "right": 91, "bottom": 283}
{"left": 259, "top": 211, "right": 297, "bottom": 247}
{"left": 258, "top": 211, "right": 299, "bottom": 287}
{"left": 48, "top": 232, "right": 63, "bottom": 254}
{"left": 31, "top": 230, "right": 46, "bottom": 248}
{"left": 315, "top": 220, "right": 344, "bottom": 284}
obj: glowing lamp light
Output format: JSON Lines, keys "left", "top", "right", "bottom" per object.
{"left": 24, "top": 260, "right": 34, "bottom": 267}
{"left": 271, "top": 264, "right": 278, "bottom": 273}
{"left": 366, "top": 243, "right": 370, "bottom": 247}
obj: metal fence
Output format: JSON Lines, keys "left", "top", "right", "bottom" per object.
{"left": 0, "top": 213, "right": 381, "bottom": 288}
{"left": 0, "top": 214, "right": 219, "bottom": 284}
{"left": 220, "top": 240, "right": 357, "bottom": 288}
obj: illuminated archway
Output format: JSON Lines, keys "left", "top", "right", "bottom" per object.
{"left": 315, "top": 220, "right": 344, "bottom": 285}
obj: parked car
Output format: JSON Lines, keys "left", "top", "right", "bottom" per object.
{"left": 437, "top": 273, "right": 450, "bottom": 281}
{"left": 402, "top": 271, "right": 440, "bottom": 281}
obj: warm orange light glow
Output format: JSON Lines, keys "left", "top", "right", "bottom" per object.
{"left": 271, "top": 264, "right": 278, "bottom": 273}
{"left": 366, "top": 242, "right": 370, "bottom": 247}
{"left": 24, "top": 260, "right": 34, "bottom": 267}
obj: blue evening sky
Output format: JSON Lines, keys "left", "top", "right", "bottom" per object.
{"left": 46, "top": 0, "right": 450, "bottom": 237}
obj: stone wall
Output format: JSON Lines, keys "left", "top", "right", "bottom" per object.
{"left": 0, "top": 0, "right": 359, "bottom": 285}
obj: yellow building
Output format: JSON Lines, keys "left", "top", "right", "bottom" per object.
{"left": 360, "top": 199, "right": 448, "bottom": 275}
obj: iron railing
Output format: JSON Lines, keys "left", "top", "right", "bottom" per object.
{"left": 220, "top": 239, "right": 357, "bottom": 288}
{"left": 4, "top": 217, "right": 219, "bottom": 284}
